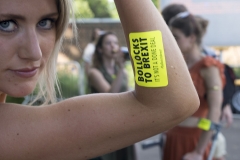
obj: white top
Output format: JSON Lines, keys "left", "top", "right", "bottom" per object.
{"left": 82, "top": 43, "right": 96, "bottom": 64}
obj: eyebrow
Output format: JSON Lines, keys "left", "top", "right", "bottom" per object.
{"left": 41, "top": 13, "right": 59, "bottom": 19}
{"left": 0, "top": 12, "right": 59, "bottom": 21}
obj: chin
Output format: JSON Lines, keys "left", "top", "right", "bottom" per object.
{"left": 8, "top": 90, "right": 33, "bottom": 98}
{"left": 6, "top": 85, "right": 36, "bottom": 98}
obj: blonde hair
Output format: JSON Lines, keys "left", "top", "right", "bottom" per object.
{"left": 31, "top": 0, "right": 77, "bottom": 105}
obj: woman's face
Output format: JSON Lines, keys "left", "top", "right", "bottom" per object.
{"left": 0, "top": 0, "right": 58, "bottom": 97}
{"left": 99, "top": 34, "right": 119, "bottom": 58}
{"left": 170, "top": 27, "right": 194, "bottom": 55}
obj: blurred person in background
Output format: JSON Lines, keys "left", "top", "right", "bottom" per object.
{"left": 195, "top": 15, "right": 234, "bottom": 129}
{"left": 162, "top": 11, "right": 225, "bottom": 160}
{"left": 162, "top": 4, "right": 217, "bottom": 58}
{"left": 88, "top": 32, "right": 134, "bottom": 160}
{"left": 162, "top": 4, "right": 234, "bottom": 160}
{"left": 82, "top": 28, "right": 105, "bottom": 75}
{"left": 88, "top": 32, "right": 128, "bottom": 94}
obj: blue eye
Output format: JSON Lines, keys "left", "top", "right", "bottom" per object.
{"left": 38, "top": 19, "right": 54, "bottom": 29}
{"left": 0, "top": 20, "right": 17, "bottom": 32}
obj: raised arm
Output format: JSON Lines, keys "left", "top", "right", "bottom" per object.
{"left": 114, "top": 0, "right": 198, "bottom": 117}
{"left": 0, "top": 0, "right": 199, "bottom": 160}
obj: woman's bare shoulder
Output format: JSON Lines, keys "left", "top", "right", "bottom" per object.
{"left": 88, "top": 68, "right": 102, "bottom": 77}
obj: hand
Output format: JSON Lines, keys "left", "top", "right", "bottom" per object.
{"left": 114, "top": 50, "right": 125, "bottom": 69}
{"left": 221, "top": 104, "right": 233, "bottom": 127}
{"left": 183, "top": 151, "right": 203, "bottom": 160}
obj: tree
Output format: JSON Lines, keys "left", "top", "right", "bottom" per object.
{"left": 73, "top": 0, "right": 158, "bottom": 19}
{"left": 73, "top": 0, "right": 94, "bottom": 18}
{"left": 86, "top": 0, "right": 112, "bottom": 18}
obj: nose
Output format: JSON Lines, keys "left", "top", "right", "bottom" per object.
{"left": 18, "top": 28, "right": 42, "bottom": 61}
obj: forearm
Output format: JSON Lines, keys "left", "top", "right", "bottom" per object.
{"left": 179, "top": 115, "right": 220, "bottom": 154}
{"left": 195, "top": 113, "right": 220, "bottom": 154}
{"left": 195, "top": 130, "right": 213, "bottom": 154}
{"left": 195, "top": 92, "right": 222, "bottom": 154}
{"left": 114, "top": 0, "right": 198, "bottom": 115}
{"left": 109, "top": 68, "right": 125, "bottom": 93}
{"left": 179, "top": 116, "right": 217, "bottom": 155}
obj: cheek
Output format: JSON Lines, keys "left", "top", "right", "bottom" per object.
{"left": 177, "top": 39, "right": 189, "bottom": 51}
{"left": 40, "top": 35, "right": 56, "bottom": 61}
{"left": 103, "top": 44, "right": 110, "bottom": 50}
{"left": 0, "top": 38, "right": 16, "bottom": 69}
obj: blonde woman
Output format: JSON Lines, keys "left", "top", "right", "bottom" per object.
{"left": 0, "top": 0, "right": 199, "bottom": 159}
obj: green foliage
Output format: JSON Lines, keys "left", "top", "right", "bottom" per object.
{"left": 73, "top": 0, "right": 113, "bottom": 18}
{"left": 57, "top": 69, "right": 80, "bottom": 99}
{"left": 73, "top": 0, "right": 159, "bottom": 19}
{"left": 73, "top": 0, "right": 94, "bottom": 18}
{"left": 108, "top": 1, "right": 119, "bottom": 19}
{"left": 6, "top": 96, "right": 24, "bottom": 104}
{"left": 233, "top": 67, "right": 240, "bottom": 78}
{"left": 86, "top": 0, "right": 111, "bottom": 18}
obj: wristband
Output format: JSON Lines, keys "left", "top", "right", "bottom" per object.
{"left": 198, "top": 118, "right": 211, "bottom": 131}
{"left": 129, "top": 30, "right": 168, "bottom": 87}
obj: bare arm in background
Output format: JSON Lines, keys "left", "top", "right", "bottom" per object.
{"left": 183, "top": 66, "right": 222, "bottom": 160}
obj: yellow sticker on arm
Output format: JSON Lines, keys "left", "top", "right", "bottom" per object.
{"left": 129, "top": 30, "right": 168, "bottom": 87}
{"left": 198, "top": 118, "right": 211, "bottom": 131}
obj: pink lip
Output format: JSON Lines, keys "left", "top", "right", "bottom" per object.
{"left": 12, "top": 68, "right": 38, "bottom": 78}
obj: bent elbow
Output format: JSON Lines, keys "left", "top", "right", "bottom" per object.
{"left": 186, "top": 92, "right": 200, "bottom": 117}
{"left": 175, "top": 88, "right": 200, "bottom": 121}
